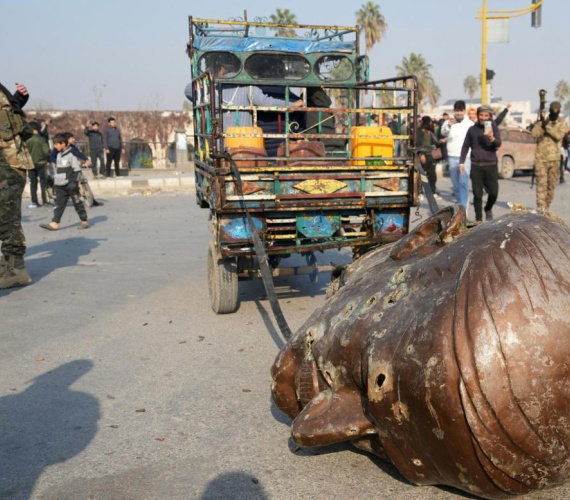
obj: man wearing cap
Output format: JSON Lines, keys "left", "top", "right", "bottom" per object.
{"left": 84, "top": 121, "right": 105, "bottom": 178}
{"left": 459, "top": 105, "right": 502, "bottom": 223}
{"left": 531, "top": 101, "right": 568, "bottom": 212}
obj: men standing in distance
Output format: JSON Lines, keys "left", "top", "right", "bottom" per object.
{"left": 25, "top": 122, "right": 50, "bottom": 207}
{"left": 441, "top": 100, "right": 473, "bottom": 215}
{"left": 531, "top": 101, "right": 568, "bottom": 212}
{"left": 103, "top": 116, "right": 124, "bottom": 177}
{"left": 0, "top": 81, "right": 33, "bottom": 288}
{"left": 459, "top": 105, "right": 502, "bottom": 223}
{"left": 84, "top": 121, "right": 105, "bottom": 178}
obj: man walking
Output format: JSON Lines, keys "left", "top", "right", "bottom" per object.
{"left": 0, "top": 81, "right": 33, "bottom": 288}
{"left": 532, "top": 101, "right": 568, "bottom": 211}
{"left": 459, "top": 105, "right": 502, "bottom": 223}
{"left": 441, "top": 100, "right": 473, "bottom": 215}
{"left": 103, "top": 116, "right": 124, "bottom": 177}
{"left": 25, "top": 122, "right": 50, "bottom": 207}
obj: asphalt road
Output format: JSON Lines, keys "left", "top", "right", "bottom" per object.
{"left": 2, "top": 173, "right": 570, "bottom": 500}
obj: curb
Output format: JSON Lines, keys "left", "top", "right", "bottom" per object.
{"left": 23, "top": 175, "right": 196, "bottom": 198}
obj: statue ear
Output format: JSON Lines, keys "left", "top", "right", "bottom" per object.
{"left": 390, "top": 206, "right": 466, "bottom": 261}
{"left": 291, "top": 388, "right": 375, "bottom": 447}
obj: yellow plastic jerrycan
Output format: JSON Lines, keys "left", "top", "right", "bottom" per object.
{"left": 350, "top": 126, "right": 395, "bottom": 166}
{"left": 225, "top": 126, "right": 265, "bottom": 149}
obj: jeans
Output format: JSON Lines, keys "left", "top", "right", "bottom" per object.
{"left": 106, "top": 148, "right": 122, "bottom": 177}
{"left": 448, "top": 156, "right": 471, "bottom": 215}
{"left": 423, "top": 156, "right": 437, "bottom": 195}
{"left": 53, "top": 181, "right": 87, "bottom": 223}
{"left": 90, "top": 150, "right": 105, "bottom": 177}
{"left": 28, "top": 164, "right": 48, "bottom": 205}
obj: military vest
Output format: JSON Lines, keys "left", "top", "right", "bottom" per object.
{"left": 534, "top": 118, "right": 569, "bottom": 163}
{"left": 0, "top": 90, "right": 34, "bottom": 170}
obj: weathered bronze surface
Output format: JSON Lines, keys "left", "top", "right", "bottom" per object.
{"left": 271, "top": 206, "right": 570, "bottom": 499}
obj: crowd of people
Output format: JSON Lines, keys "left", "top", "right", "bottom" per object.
{"left": 411, "top": 100, "right": 569, "bottom": 223}
{"left": 0, "top": 81, "right": 116, "bottom": 289}
{"left": 2, "top": 78, "right": 570, "bottom": 289}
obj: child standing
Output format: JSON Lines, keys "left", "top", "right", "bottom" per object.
{"left": 40, "top": 134, "right": 89, "bottom": 230}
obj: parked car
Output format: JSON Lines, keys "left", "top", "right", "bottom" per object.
{"left": 497, "top": 127, "right": 537, "bottom": 179}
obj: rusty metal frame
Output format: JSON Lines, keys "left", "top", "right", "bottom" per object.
{"left": 188, "top": 16, "right": 419, "bottom": 260}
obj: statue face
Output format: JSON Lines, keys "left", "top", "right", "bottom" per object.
{"left": 272, "top": 207, "right": 570, "bottom": 498}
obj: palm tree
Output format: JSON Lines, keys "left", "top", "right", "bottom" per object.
{"left": 396, "top": 53, "right": 439, "bottom": 110}
{"left": 269, "top": 8, "right": 298, "bottom": 38}
{"left": 428, "top": 81, "right": 441, "bottom": 108}
{"left": 555, "top": 80, "right": 570, "bottom": 103}
{"left": 356, "top": 2, "right": 388, "bottom": 54}
{"left": 463, "top": 75, "right": 479, "bottom": 101}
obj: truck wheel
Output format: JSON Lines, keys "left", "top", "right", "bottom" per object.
{"left": 208, "top": 240, "right": 239, "bottom": 314}
{"left": 499, "top": 156, "right": 515, "bottom": 179}
{"left": 84, "top": 183, "right": 95, "bottom": 208}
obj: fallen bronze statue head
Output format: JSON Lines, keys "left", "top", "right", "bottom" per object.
{"left": 271, "top": 206, "right": 570, "bottom": 499}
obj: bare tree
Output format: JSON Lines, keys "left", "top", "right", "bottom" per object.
{"left": 92, "top": 84, "right": 107, "bottom": 111}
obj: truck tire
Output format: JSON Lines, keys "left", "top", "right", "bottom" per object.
{"left": 83, "top": 183, "right": 95, "bottom": 208}
{"left": 499, "top": 156, "right": 515, "bottom": 180}
{"left": 208, "top": 240, "right": 239, "bottom": 314}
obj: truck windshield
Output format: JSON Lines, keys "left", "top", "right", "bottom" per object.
{"left": 244, "top": 53, "right": 311, "bottom": 80}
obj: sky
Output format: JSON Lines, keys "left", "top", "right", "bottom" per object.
{"left": 2, "top": 0, "right": 568, "bottom": 111}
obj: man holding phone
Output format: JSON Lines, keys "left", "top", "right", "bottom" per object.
{"left": 459, "top": 105, "right": 502, "bottom": 223}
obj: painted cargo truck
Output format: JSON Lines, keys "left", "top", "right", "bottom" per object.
{"left": 187, "top": 16, "right": 420, "bottom": 313}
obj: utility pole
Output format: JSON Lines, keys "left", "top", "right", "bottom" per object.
{"left": 481, "top": 0, "right": 488, "bottom": 104}
{"left": 478, "top": 1, "right": 543, "bottom": 106}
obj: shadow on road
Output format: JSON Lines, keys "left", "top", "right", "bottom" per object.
{"left": 0, "top": 360, "right": 100, "bottom": 500}
{"left": 201, "top": 471, "right": 269, "bottom": 500}
{"left": 25, "top": 235, "right": 105, "bottom": 283}
{"left": 254, "top": 300, "right": 285, "bottom": 351}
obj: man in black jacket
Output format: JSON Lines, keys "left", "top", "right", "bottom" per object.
{"left": 103, "top": 116, "right": 124, "bottom": 177}
{"left": 84, "top": 121, "right": 106, "bottom": 178}
{"left": 459, "top": 105, "right": 502, "bottom": 223}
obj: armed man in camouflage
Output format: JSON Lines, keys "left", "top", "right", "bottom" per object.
{"left": 0, "top": 82, "right": 34, "bottom": 289}
{"left": 531, "top": 101, "right": 569, "bottom": 212}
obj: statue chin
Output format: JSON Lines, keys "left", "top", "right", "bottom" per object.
{"left": 272, "top": 206, "right": 570, "bottom": 499}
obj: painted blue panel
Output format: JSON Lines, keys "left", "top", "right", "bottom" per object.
{"left": 221, "top": 216, "right": 264, "bottom": 241}
{"left": 297, "top": 213, "right": 341, "bottom": 238}
{"left": 225, "top": 202, "right": 269, "bottom": 210}
{"left": 374, "top": 212, "right": 407, "bottom": 236}
{"left": 194, "top": 36, "right": 354, "bottom": 54}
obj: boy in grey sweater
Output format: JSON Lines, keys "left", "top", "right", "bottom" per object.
{"left": 40, "top": 134, "right": 89, "bottom": 230}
